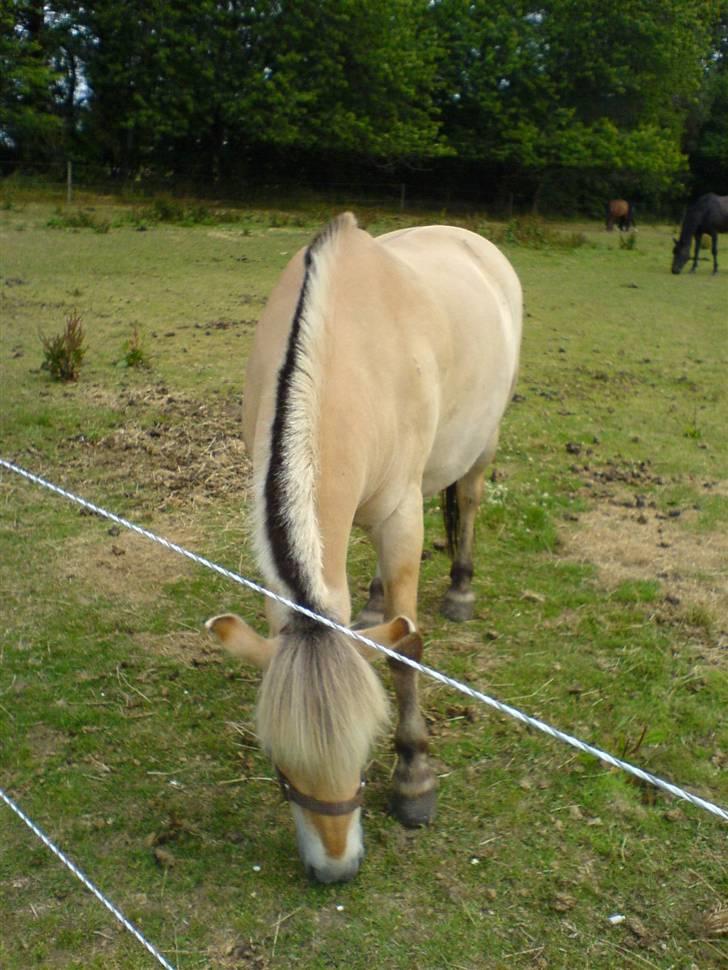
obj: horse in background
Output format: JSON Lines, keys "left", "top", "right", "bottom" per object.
{"left": 206, "top": 213, "right": 522, "bottom": 883}
{"left": 606, "top": 199, "right": 635, "bottom": 231}
{"left": 671, "top": 193, "right": 728, "bottom": 274}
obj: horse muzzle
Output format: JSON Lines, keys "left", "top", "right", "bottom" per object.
{"left": 277, "top": 768, "right": 368, "bottom": 883}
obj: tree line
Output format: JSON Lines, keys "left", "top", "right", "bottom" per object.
{"left": 2, "top": 1, "right": 727, "bottom": 213}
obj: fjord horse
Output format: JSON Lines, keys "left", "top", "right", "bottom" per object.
{"left": 207, "top": 213, "right": 522, "bottom": 882}
{"left": 606, "top": 199, "right": 635, "bottom": 231}
{"left": 672, "top": 193, "right": 728, "bottom": 274}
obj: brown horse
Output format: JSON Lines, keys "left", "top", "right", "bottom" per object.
{"left": 606, "top": 199, "right": 635, "bottom": 231}
{"left": 671, "top": 193, "right": 728, "bottom": 274}
{"left": 207, "top": 213, "right": 522, "bottom": 882}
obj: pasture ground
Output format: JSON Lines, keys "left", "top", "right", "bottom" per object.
{"left": 0, "top": 193, "right": 726, "bottom": 969}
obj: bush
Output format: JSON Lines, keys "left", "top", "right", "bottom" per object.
{"left": 40, "top": 311, "right": 86, "bottom": 381}
{"left": 47, "top": 208, "right": 110, "bottom": 233}
{"left": 489, "top": 216, "right": 587, "bottom": 250}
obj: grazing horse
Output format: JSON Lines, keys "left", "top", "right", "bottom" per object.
{"left": 606, "top": 199, "right": 635, "bottom": 232}
{"left": 207, "top": 213, "right": 522, "bottom": 883}
{"left": 671, "top": 193, "right": 728, "bottom": 274}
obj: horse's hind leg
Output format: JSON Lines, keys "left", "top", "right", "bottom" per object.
{"left": 441, "top": 436, "right": 496, "bottom": 622}
{"left": 354, "top": 572, "right": 385, "bottom": 628}
{"left": 711, "top": 233, "right": 718, "bottom": 274}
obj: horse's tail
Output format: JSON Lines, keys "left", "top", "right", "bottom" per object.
{"left": 628, "top": 201, "right": 635, "bottom": 227}
{"left": 442, "top": 483, "right": 460, "bottom": 558}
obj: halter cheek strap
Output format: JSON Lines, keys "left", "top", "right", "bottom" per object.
{"left": 276, "top": 769, "right": 365, "bottom": 817}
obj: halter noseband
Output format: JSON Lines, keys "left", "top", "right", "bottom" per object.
{"left": 276, "top": 768, "right": 366, "bottom": 817}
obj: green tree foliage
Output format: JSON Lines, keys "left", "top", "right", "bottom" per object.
{"left": 431, "top": 0, "right": 719, "bottom": 206}
{"left": 70, "top": 0, "right": 443, "bottom": 175}
{"left": 0, "top": 1, "right": 61, "bottom": 160}
{"left": 1, "top": 0, "right": 726, "bottom": 205}
{"left": 241, "top": 0, "right": 444, "bottom": 160}
{"left": 690, "top": 7, "right": 728, "bottom": 190}
{"left": 74, "top": 1, "right": 216, "bottom": 173}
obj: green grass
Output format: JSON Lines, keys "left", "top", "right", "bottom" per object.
{"left": 1, "top": 197, "right": 726, "bottom": 969}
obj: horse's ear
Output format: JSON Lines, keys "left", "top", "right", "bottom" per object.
{"left": 352, "top": 615, "right": 416, "bottom": 662}
{"left": 205, "top": 613, "right": 277, "bottom": 669}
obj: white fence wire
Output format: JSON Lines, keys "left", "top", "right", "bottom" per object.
{"left": 0, "top": 787, "right": 176, "bottom": 970}
{"left": 2, "top": 458, "right": 725, "bottom": 822}
{"left": 1, "top": 456, "right": 726, "bottom": 966}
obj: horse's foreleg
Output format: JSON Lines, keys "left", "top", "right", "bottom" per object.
{"left": 387, "top": 633, "right": 437, "bottom": 827}
{"left": 691, "top": 234, "right": 701, "bottom": 272}
{"left": 711, "top": 234, "right": 718, "bottom": 274}
{"left": 373, "top": 489, "right": 436, "bottom": 827}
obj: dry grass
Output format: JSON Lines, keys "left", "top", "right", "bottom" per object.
{"left": 562, "top": 495, "right": 728, "bottom": 654}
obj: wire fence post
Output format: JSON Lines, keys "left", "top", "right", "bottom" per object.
{"left": 66, "top": 159, "right": 73, "bottom": 204}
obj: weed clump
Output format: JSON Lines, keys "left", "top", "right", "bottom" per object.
{"left": 40, "top": 310, "right": 86, "bottom": 381}
{"left": 47, "top": 208, "right": 110, "bottom": 233}
{"left": 146, "top": 196, "right": 213, "bottom": 225}
{"left": 121, "top": 325, "right": 148, "bottom": 368}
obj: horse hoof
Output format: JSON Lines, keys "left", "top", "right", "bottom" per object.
{"left": 390, "top": 788, "right": 437, "bottom": 828}
{"left": 441, "top": 591, "right": 475, "bottom": 622}
{"left": 352, "top": 607, "right": 385, "bottom": 629}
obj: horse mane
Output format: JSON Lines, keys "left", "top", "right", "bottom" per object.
{"left": 257, "top": 212, "right": 358, "bottom": 613}
{"left": 253, "top": 213, "right": 388, "bottom": 791}
{"left": 256, "top": 620, "right": 389, "bottom": 789}
{"left": 679, "top": 195, "right": 710, "bottom": 244}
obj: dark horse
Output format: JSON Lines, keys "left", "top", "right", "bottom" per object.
{"left": 606, "top": 199, "right": 635, "bottom": 231}
{"left": 672, "top": 193, "right": 728, "bottom": 275}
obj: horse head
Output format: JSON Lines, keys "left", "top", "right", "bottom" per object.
{"left": 206, "top": 611, "right": 416, "bottom": 882}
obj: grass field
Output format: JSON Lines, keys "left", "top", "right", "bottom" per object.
{"left": 1, "top": 193, "right": 726, "bottom": 970}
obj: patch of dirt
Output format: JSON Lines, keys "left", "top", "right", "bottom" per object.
{"left": 132, "top": 629, "right": 227, "bottom": 666}
{"left": 12, "top": 382, "right": 255, "bottom": 625}
{"left": 68, "top": 383, "right": 251, "bottom": 511}
{"left": 561, "top": 466, "right": 727, "bottom": 658}
{"left": 193, "top": 318, "right": 256, "bottom": 332}
{"left": 57, "top": 522, "right": 200, "bottom": 607}
{"left": 23, "top": 722, "right": 69, "bottom": 764}
{"left": 209, "top": 935, "right": 270, "bottom": 969}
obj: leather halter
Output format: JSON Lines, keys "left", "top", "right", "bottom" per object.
{"left": 276, "top": 768, "right": 365, "bottom": 817}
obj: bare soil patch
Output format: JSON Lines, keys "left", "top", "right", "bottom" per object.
{"left": 36, "top": 383, "right": 253, "bottom": 611}
{"left": 562, "top": 465, "right": 727, "bottom": 657}
{"left": 57, "top": 524, "right": 199, "bottom": 608}
{"left": 68, "top": 383, "right": 251, "bottom": 512}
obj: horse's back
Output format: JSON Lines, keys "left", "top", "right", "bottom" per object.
{"left": 374, "top": 224, "right": 522, "bottom": 396}
{"left": 703, "top": 193, "right": 728, "bottom": 230}
{"left": 244, "top": 216, "right": 522, "bottom": 510}
{"left": 373, "top": 224, "right": 522, "bottom": 496}
{"left": 378, "top": 224, "right": 522, "bottom": 340}
{"left": 689, "top": 193, "right": 728, "bottom": 226}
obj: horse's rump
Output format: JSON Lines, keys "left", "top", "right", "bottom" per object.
{"left": 606, "top": 199, "right": 633, "bottom": 230}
